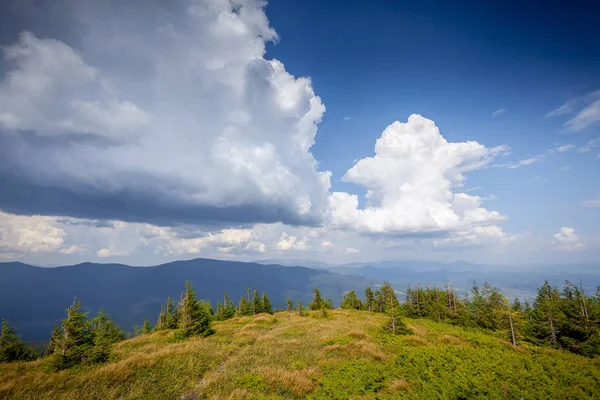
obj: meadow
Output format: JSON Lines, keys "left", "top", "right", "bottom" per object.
{"left": 1, "top": 309, "right": 599, "bottom": 399}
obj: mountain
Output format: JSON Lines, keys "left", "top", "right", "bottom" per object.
{"left": 0, "top": 259, "right": 370, "bottom": 340}
{"left": 328, "top": 261, "right": 600, "bottom": 300}
{"left": 252, "top": 258, "right": 335, "bottom": 269}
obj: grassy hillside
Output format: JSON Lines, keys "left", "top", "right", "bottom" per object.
{"left": 1, "top": 310, "right": 599, "bottom": 399}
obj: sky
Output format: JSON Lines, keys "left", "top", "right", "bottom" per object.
{"left": 0, "top": 0, "right": 599, "bottom": 266}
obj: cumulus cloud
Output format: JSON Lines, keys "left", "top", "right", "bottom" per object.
{"left": 553, "top": 227, "right": 584, "bottom": 251}
{"left": 0, "top": 211, "right": 66, "bottom": 254}
{"left": 328, "top": 114, "right": 508, "bottom": 239}
{"left": 547, "top": 90, "right": 600, "bottom": 132}
{"left": 0, "top": 2, "right": 526, "bottom": 263}
{"left": 0, "top": 0, "right": 331, "bottom": 227}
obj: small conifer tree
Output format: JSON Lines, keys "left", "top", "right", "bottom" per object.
{"left": 47, "top": 324, "right": 62, "bottom": 356}
{"left": 88, "top": 310, "right": 125, "bottom": 363}
{"left": 223, "top": 292, "right": 236, "bottom": 319}
{"left": 262, "top": 292, "right": 273, "bottom": 314}
{"left": 381, "top": 282, "right": 412, "bottom": 335}
{"left": 176, "top": 281, "right": 213, "bottom": 338}
{"left": 142, "top": 319, "right": 152, "bottom": 334}
{"left": 296, "top": 300, "right": 308, "bottom": 316}
{"left": 341, "top": 290, "right": 363, "bottom": 310}
{"left": 239, "top": 296, "right": 250, "bottom": 316}
{"left": 309, "top": 288, "right": 324, "bottom": 310}
{"left": 52, "top": 298, "right": 92, "bottom": 369}
{"left": 364, "top": 286, "right": 375, "bottom": 311}
{"left": 252, "top": 289, "right": 263, "bottom": 314}
{"left": 0, "top": 318, "right": 36, "bottom": 362}
{"left": 287, "top": 298, "right": 294, "bottom": 312}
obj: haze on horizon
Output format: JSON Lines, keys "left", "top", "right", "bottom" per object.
{"left": 0, "top": 0, "right": 599, "bottom": 267}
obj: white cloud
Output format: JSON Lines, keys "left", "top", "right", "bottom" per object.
{"left": 328, "top": 114, "right": 508, "bottom": 237}
{"left": 345, "top": 247, "right": 359, "bottom": 254}
{"left": 580, "top": 194, "right": 600, "bottom": 208}
{"left": 0, "top": 211, "right": 65, "bottom": 254}
{"left": 547, "top": 90, "right": 600, "bottom": 132}
{"left": 577, "top": 138, "right": 599, "bottom": 153}
{"left": 0, "top": 1, "right": 331, "bottom": 226}
{"left": 492, "top": 108, "right": 505, "bottom": 118}
{"left": 321, "top": 240, "right": 333, "bottom": 248}
{"left": 275, "top": 232, "right": 298, "bottom": 251}
{"left": 553, "top": 227, "right": 584, "bottom": 251}
{"left": 494, "top": 144, "right": 574, "bottom": 169}
{"left": 343, "top": 116, "right": 351, "bottom": 121}
{"left": 434, "top": 225, "right": 515, "bottom": 247}
{"left": 59, "top": 245, "right": 86, "bottom": 255}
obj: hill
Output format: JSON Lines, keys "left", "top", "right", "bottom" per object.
{"left": 1, "top": 309, "right": 599, "bottom": 399}
{"left": 0, "top": 259, "right": 369, "bottom": 340}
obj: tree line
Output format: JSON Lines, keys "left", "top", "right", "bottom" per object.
{"left": 2, "top": 279, "right": 598, "bottom": 367}
{"left": 337, "top": 280, "right": 600, "bottom": 356}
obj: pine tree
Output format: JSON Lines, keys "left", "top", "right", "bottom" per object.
{"left": 262, "top": 292, "right": 273, "bottom": 314}
{"left": 252, "top": 289, "right": 263, "bottom": 314}
{"left": 223, "top": 292, "right": 236, "bottom": 320}
{"left": 177, "top": 281, "right": 213, "bottom": 338}
{"left": 87, "top": 310, "right": 125, "bottom": 364}
{"left": 380, "top": 282, "right": 410, "bottom": 335}
{"left": 296, "top": 300, "right": 308, "bottom": 316}
{"left": 53, "top": 298, "right": 93, "bottom": 370}
{"left": 47, "top": 324, "right": 62, "bottom": 356}
{"left": 287, "top": 298, "right": 294, "bottom": 312}
{"left": 364, "top": 286, "right": 375, "bottom": 311}
{"left": 239, "top": 296, "right": 250, "bottom": 316}
{"left": 156, "top": 304, "right": 168, "bottom": 330}
{"left": 214, "top": 299, "right": 224, "bottom": 321}
{"left": 309, "top": 288, "right": 332, "bottom": 310}
{"left": 512, "top": 298, "right": 523, "bottom": 312}
{"left": 0, "top": 318, "right": 35, "bottom": 362}
{"left": 91, "top": 310, "right": 125, "bottom": 345}
{"left": 142, "top": 319, "right": 152, "bottom": 334}
{"left": 341, "top": 290, "right": 362, "bottom": 310}
{"left": 374, "top": 288, "right": 384, "bottom": 312}
{"left": 532, "top": 281, "right": 564, "bottom": 346}
{"left": 500, "top": 298, "right": 524, "bottom": 346}
{"left": 155, "top": 296, "right": 177, "bottom": 331}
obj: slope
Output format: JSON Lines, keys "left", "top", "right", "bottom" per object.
{"left": 1, "top": 310, "right": 598, "bottom": 399}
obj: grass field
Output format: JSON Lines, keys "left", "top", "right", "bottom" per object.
{"left": 1, "top": 310, "right": 599, "bottom": 399}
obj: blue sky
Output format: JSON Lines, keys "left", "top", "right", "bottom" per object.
{"left": 0, "top": 0, "right": 598, "bottom": 265}
{"left": 266, "top": 0, "right": 600, "bottom": 235}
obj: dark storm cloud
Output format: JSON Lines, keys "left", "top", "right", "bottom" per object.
{"left": 0, "top": 0, "right": 331, "bottom": 227}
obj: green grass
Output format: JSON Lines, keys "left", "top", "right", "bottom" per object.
{"left": 1, "top": 310, "right": 599, "bottom": 399}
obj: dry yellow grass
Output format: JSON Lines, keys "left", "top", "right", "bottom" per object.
{"left": 388, "top": 378, "right": 411, "bottom": 392}
{"left": 400, "top": 335, "right": 429, "bottom": 346}
{"left": 261, "top": 367, "right": 320, "bottom": 396}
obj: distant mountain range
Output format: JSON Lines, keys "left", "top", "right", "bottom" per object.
{"left": 255, "top": 258, "right": 600, "bottom": 300}
{"left": 0, "top": 259, "right": 370, "bottom": 340}
{"left": 2, "top": 257, "right": 598, "bottom": 341}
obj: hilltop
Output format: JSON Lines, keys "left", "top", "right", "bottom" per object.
{"left": 1, "top": 309, "right": 599, "bottom": 399}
